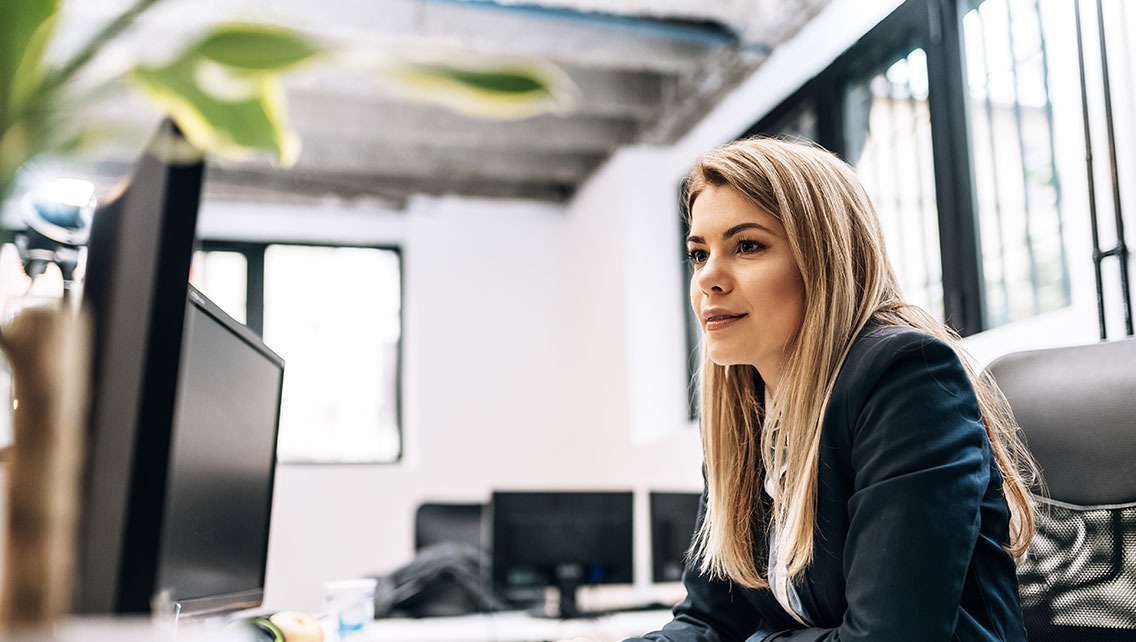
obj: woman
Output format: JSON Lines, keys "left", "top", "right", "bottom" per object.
{"left": 636, "top": 138, "right": 1035, "bottom": 641}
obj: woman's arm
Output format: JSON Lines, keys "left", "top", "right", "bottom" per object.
{"left": 758, "top": 333, "right": 995, "bottom": 642}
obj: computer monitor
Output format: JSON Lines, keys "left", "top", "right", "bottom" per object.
{"left": 648, "top": 492, "right": 700, "bottom": 583}
{"left": 490, "top": 491, "right": 633, "bottom": 618}
{"left": 155, "top": 285, "right": 284, "bottom": 616}
{"left": 75, "top": 119, "right": 285, "bottom": 618}
{"left": 76, "top": 119, "right": 204, "bottom": 614}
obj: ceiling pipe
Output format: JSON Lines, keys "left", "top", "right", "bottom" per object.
{"left": 422, "top": 0, "right": 772, "bottom": 52}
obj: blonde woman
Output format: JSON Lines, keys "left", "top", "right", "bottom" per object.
{"left": 633, "top": 138, "right": 1035, "bottom": 641}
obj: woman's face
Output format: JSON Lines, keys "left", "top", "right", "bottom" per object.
{"left": 687, "top": 184, "right": 806, "bottom": 392}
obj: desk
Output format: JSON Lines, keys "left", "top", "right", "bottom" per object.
{"left": 364, "top": 609, "right": 674, "bottom": 642}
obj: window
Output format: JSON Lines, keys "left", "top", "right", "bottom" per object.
{"left": 191, "top": 242, "right": 402, "bottom": 464}
{"left": 188, "top": 250, "right": 247, "bottom": 324}
{"left": 845, "top": 49, "right": 944, "bottom": 319}
{"left": 739, "top": 0, "right": 1100, "bottom": 335}
{"left": 962, "top": 0, "right": 1073, "bottom": 327}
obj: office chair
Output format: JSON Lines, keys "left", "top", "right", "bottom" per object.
{"left": 373, "top": 502, "right": 504, "bottom": 618}
{"left": 414, "top": 503, "right": 486, "bottom": 552}
{"left": 987, "top": 337, "right": 1136, "bottom": 641}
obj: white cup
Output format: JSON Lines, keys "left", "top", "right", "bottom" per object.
{"left": 323, "top": 578, "right": 378, "bottom": 640}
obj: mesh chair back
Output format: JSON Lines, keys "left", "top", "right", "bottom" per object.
{"left": 988, "top": 338, "right": 1136, "bottom": 641}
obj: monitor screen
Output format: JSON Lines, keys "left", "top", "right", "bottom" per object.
{"left": 648, "top": 492, "right": 700, "bottom": 583}
{"left": 490, "top": 491, "right": 633, "bottom": 618}
{"left": 155, "top": 285, "right": 284, "bottom": 616}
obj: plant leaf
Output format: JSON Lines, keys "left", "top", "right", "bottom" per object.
{"left": 196, "top": 23, "right": 323, "bottom": 71}
{"left": 131, "top": 53, "right": 299, "bottom": 165}
{"left": 1, "top": 0, "right": 59, "bottom": 119}
{"left": 123, "top": 22, "right": 322, "bottom": 165}
{"left": 403, "top": 64, "right": 550, "bottom": 96}
{"left": 375, "top": 52, "right": 580, "bottom": 120}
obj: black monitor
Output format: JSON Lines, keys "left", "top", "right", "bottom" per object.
{"left": 648, "top": 492, "right": 700, "bottom": 583}
{"left": 77, "top": 119, "right": 204, "bottom": 614}
{"left": 155, "top": 285, "right": 284, "bottom": 616}
{"left": 490, "top": 491, "right": 633, "bottom": 618}
{"left": 75, "top": 119, "right": 285, "bottom": 618}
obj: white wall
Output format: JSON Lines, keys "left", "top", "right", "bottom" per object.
{"left": 197, "top": 0, "right": 1125, "bottom": 615}
{"left": 199, "top": 191, "right": 705, "bottom": 612}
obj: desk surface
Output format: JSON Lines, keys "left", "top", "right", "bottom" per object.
{"left": 363, "top": 609, "right": 675, "bottom": 642}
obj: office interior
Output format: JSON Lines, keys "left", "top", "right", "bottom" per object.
{"left": 0, "top": 0, "right": 1133, "bottom": 634}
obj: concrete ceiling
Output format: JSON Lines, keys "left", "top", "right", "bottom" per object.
{"left": 48, "top": 0, "right": 830, "bottom": 208}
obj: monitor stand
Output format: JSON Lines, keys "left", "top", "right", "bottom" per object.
{"left": 554, "top": 564, "right": 583, "bottom": 618}
{"left": 548, "top": 563, "right": 615, "bottom": 619}
{"left": 523, "top": 564, "right": 614, "bottom": 619}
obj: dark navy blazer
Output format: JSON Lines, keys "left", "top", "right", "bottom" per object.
{"left": 633, "top": 326, "right": 1026, "bottom": 642}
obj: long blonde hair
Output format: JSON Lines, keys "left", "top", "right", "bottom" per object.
{"left": 685, "top": 137, "right": 1036, "bottom": 589}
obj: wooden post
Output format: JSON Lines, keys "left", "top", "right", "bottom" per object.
{"left": 0, "top": 302, "right": 89, "bottom": 628}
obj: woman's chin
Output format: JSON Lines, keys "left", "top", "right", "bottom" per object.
{"left": 706, "top": 350, "right": 745, "bottom": 367}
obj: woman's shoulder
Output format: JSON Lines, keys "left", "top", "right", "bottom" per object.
{"left": 836, "top": 323, "right": 963, "bottom": 396}
{"left": 852, "top": 323, "right": 953, "bottom": 362}
{"left": 827, "top": 323, "right": 979, "bottom": 444}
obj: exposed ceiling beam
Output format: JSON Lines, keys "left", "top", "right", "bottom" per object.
{"left": 294, "top": 140, "right": 606, "bottom": 183}
{"left": 204, "top": 166, "right": 577, "bottom": 204}
{"left": 287, "top": 62, "right": 671, "bottom": 121}
{"left": 639, "top": 46, "right": 769, "bottom": 143}
{"left": 286, "top": 91, "right": 640, "bottom": 153}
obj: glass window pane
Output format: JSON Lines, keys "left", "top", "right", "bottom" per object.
{"left": 845, "top": 49, "right": 945, "bottom": 320}
{"left": 963, "top": 0, "right": 1073, "bottom": 328}
{"left": 189, "top": 250, "right": 248, "bottom": 325}
{"left": 263, "top": 245, "right": 401, "bottom": 464}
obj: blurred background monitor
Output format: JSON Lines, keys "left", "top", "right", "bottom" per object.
{"left": 490, "top": 491, "right": 633, "bottom": 618}
{"left": 649, "top": 492, "right": 700, "bottom": 583}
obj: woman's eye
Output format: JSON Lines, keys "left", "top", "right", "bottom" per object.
{"left": 738, "top": 240, "right": 765, "bottom": 254}
{"left": 687, "top": 248, "right": 708, "bottom": 264}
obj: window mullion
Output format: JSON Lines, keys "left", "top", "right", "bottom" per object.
{"left": 246, "top": 245, "right": 266, "bottom": 336}
{"left": 926, "top": 0, "right": 986, "bottom": 335}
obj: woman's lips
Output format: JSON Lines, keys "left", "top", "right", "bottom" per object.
{"left": 704, "top": 313, "right": 747, "bottom": 331}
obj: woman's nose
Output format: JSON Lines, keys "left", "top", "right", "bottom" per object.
{"left": 695, "top": 256, "right": 730, "bottom": 294}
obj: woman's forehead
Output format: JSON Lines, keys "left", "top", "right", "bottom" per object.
{"left": 690, "top": 185, "right": 780, "bottom": 230}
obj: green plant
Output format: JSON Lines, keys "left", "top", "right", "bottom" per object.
{"left": 0, "top": 0, "right": 578, "bottom": 241}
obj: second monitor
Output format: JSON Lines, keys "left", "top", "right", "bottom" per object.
{"left": 649, "top": 492, "right": 701, "bottom": 583}
{"left": 490, "top": 491, "right": 633, "bottom": 618}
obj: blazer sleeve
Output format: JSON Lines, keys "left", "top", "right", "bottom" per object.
{"left": 758, "top": 332, "right": 993, "bottom": 642}
{"left": 626, "top": 490, "right": 767, "bottom": 642}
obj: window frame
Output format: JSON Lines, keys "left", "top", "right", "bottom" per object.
{"left": 195, "top": 238, "right": 405, "bottom": 465}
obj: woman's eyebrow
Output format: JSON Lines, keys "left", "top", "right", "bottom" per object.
{"left": 724, "top": 222, "right": 773, "bottom": 238}
{"left": 686, "top": 222, "right": 774, "bottom": 245}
